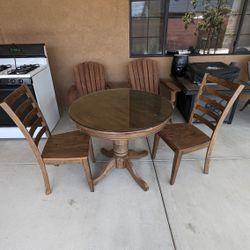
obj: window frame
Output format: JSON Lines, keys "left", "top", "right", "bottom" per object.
{"left": 129, "top": 0, "right": 250, "bottom": 57}
{"left": 129, "top": 0, "right": 169, "bottom": 57}
{"left": 233, "top": 0, "right": 249, "bottom": 53}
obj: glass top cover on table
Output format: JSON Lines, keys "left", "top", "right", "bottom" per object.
{"left": 69, "top": 88, "right": 172, "bottom": 133}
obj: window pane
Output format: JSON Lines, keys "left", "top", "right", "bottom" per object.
{"left": 131, "top": 38, "right": 148, "bottom": 55}
{"left": 166, "top": 0, "right": 245, "bottom": 55}
{"left": 168, "top": 0, "right": 244, "bottom": 15}
{"left": 217, "top": 34, "right": 236, "bottom": 54}
{"left": 240, "top": 14, "right": 250, "bottom": 34}
{"left": 148, "top": 18, "right": 163, "bottom": 37}
{"left": 130, "top": 0, "right": 165, "bottom": 56}
{"left": 131, "top": 1, "right": 148, "bottom": 17}
{"left": 166, "top": 17, "right": 198, "bottom": 51}
{"left": 246, "top": 1, "right": 250, "bottom": 14}
{"left": 169, "top": 0, "right": 204, "bottom": 13}
{"left": 169, "top": 0, "right": 188, "bottom": 13}
{"left": 234, "top": 1, "right": 250, "bottom": 54}
{"left": 148, "top": 0, "right": 164, "bottom": 17}
{"left": 131, "top": 18, "right": 148, "bottom": 37}
{"left": 230, "top": 0, "right": 245, "bottom": 14}
{"left": 196, "top": 32, "right": 236, "bottom": 54}
{"left": 225, "top": 15, "right": 241, "bottom": 35}
{"left": 130, "top": 0, "right": 246, "bottom": 56}
{"left": 148, "top": 38, "right": 162, "bottom": 54}
{"left": 235, "top": 35, "right": 250, "bottom": 53}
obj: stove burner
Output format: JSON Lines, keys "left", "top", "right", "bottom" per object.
{"left": 0, "top": 64, "right": 11, "bottom": 72}
{"left": 7, "top": 64, "right": 40, "bottom": 75}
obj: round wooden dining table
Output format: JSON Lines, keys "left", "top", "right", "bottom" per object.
{"left": 69, "top": 88, "right": 173, "bottom": 191}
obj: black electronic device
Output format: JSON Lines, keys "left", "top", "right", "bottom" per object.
{"left": 186, "top": 62, "right": 240, "bottom": 84}
{"left": 171, "top": 54, "right": 188, "bottom": 76}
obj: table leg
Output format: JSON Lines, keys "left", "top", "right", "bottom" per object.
{"left": 93, "top": 159, "right": 115, "bottom": 185}
{"left": 94, "top": 140, "right": 149, "bottom": 191}
{"left": 126, "top": 159, "right": 149, "bottom": 191}
{"left": 101, "top": 147, "right": 148, "bottom": 159}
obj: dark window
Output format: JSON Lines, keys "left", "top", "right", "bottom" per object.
{"left": 130, "top": 0, "right": 166, "bottom": 56}
{"left": 129, "top": 0, "right": 250, "bottom": 56}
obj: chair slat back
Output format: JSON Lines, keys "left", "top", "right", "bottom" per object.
{"left": 73, "top": 62, "right": 106, "bottom": 95}
{"left": 0, "top": 85, "right": 51, "bottom": 160}
{"left": 128, "top": 59, "right": 159, "bottom": 95}
{"left": 189, "top": 73, "right": 244, "bottom": 136}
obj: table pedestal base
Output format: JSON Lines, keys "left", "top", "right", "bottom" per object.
{"left": 94, "top": 140, "right": 149, "bottom": 191}
{"left": 101, "top": 148, "right": 148, "bottom": 159}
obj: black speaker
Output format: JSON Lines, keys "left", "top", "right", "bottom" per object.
{"left": 171, "top": 55, "right": 188, "bottom": 76}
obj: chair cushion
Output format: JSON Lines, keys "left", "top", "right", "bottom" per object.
{"left": 159, "top": 123, "right": 210, "bottom": 152}
{"left": 42, "top": 131, "right": 90, "bottom": 163}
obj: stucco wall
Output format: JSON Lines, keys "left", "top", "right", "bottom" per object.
{"left": 0, "top": 0, "right": 249, "bottom": 111}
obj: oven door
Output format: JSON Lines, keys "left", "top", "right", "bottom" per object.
{"left": 0, "top": 84, "right": 36, "bottom": 127}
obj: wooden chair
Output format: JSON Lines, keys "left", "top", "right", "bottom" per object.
{"left": 241, "top": 98, "right": 250, "bottom": 111}
{"left": 0, "top": 85, "right": 95, "bottom": 194}
{"left": 152, "top": 73, "right": 244, "bottom": 185}
{"left": 240, "top": 61, "right": 250, "bottom": 111}
{"left": 68, "top": 61, "right": 107, "bottom": 104}
{"left": 128, "top": 58, "right": 180, "bottom": 105}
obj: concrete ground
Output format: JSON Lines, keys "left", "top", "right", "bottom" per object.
{"left": 0, "top": 105, "right": 249, "bottom": 250}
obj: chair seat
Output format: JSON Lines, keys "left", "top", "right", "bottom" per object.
{"left": 42, "top": 131, "right": 90, "bottom": 163}
{"left": 159, "top": 123, "right": 210, "bottom": 152}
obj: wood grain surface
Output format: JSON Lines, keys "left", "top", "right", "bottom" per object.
{"left": 153, "top": 73, "right": 245, "bottom": 185}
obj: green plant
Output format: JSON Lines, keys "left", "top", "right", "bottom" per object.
{"left": 183, "top": 0, "right": 231, "bottom": 54}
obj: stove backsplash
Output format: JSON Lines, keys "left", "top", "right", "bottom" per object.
{"left": 0, "top": 44, "right": 46, "bottom": 58}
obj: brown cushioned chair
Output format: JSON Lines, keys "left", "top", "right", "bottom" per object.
{"left": 0, "top": 85, "right": 95, "bottom": 194}
{"left": 128, "top": 58, "right": 180, "bottom": 105}
{"left": 68, "top": 61, "right": 107, "bottom": 104}
{"left": 152, "top": 73, "right": 244, "bottom": 185}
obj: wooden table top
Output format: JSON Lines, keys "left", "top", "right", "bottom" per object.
{"left": 69, "top": 88, "right": 173, "bottom": 140}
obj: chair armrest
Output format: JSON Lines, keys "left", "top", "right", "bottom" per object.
{"left": 68, "top": 85, "right": 80, "bottom": 105}
{"left": 160, "top": 78, "right": 181, "bottom": 92}
{"left": 159, "top": 79, "right": 181, "bottom": 105}
{"left": 106, "top": 81, "right": 130, "bottom": 89}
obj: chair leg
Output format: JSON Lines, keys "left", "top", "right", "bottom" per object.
{"left": 152, "top": 133, "right": 160, "bottom": 159}
{"left": 240, "top": 99, "right": 250, "bottom": 111}
{"left": 89, "top": 138, "right": 96, "bottom": 163}
{"left": 204, "top": 145, "right": 214, "bottom": 174}
{"left": 170, "top": 151, "right": 183, "bottom": 185}
{"left": 39, "top": 163, "right": 52, "bottom": 195}
{"left": 82, "top": 159, "right": 94, "bottom": 192}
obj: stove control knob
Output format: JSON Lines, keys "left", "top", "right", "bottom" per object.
{"left": 18, "top": 79, "right": 24, "bottom": 84}
{"left": 10, "top": 79, "right": 16, "bottom": 84}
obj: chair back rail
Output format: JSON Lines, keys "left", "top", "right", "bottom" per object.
{"left": 0, "top": 85, "right": 51, "bottom": 162}
{"left": 189, "top": 73, "right": 244, "bottom": 137}
{"left": 128, "top": 59, "right": 159, "bottom": 94}
{"left": 73, "top": 62, "right": 106, "bottom": 95}
{"left": 248, "top": 61, "right": 250, "bottom": 79}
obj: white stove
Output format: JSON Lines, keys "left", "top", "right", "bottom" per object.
{"left": 0, "top": 44, "right": 60, "bottom": 138}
